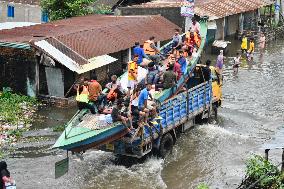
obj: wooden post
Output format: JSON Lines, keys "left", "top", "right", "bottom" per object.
{"left": 265, "top": 149, "right": 270, "bottom": 161}
{"left": 281, "top": 148, "right": 284, "bottom": 172}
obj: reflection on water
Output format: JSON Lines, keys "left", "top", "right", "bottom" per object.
{"left": 6, "top": 37, "right": 284, "bottom": 189}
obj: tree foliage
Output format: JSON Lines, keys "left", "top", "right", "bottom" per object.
{"left": 40, "top": 0, "right": 97, "bottom": 21}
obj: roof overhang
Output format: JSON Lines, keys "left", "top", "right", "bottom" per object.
{"left": 34, "top": 40, "right": 117, "bottom": 74}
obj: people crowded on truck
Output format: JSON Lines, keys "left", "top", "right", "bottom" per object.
{"left": 106, "top": 75, "right": 124, "bottom": 103}
{"left": 143, "top": 36, "right": 161, "bottom": 65}
{"left": 127, "top": 54, "right": 139, "bottom": 96}
{"left": 133, "top": 42, "right": 149, "bottom": 67}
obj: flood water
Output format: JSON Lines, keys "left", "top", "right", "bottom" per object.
{"left": 5, "top": 36, "right": 284, "bottom": 189}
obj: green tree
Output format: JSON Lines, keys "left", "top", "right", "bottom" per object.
{"left": 40, "top": 0, "right": 97, "bottom": 21}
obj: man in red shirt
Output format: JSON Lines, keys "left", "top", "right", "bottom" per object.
{"left": 173, "top": 59, "right": 182, "bottom": 80}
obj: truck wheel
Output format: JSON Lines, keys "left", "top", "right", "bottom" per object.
{"left": 159, "top": 133, "right": 174, "bottom": 158}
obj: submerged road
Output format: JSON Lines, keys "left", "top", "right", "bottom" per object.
{"left": 5, "top": 36, "right": 284, "bottom": 189}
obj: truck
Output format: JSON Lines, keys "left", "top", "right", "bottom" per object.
{"left": 53, "top": 17, "right": 222, "bottom": 159}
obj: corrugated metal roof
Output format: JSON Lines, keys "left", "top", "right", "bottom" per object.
{"left": 0, "top": 15, "right": 179, "bottom": 65}
{"left": 195, "top": 0, "right": 273, "bottom": 20}
{"left": 128, "top": 0, "right": 273, "bottom": 19}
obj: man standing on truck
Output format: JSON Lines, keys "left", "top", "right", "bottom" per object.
{"left": 127, "top": 55, "right": 139, "bottom": 96}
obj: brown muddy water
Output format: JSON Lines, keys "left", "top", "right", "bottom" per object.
{"left": 3, "top": 36, "right": 284, "bottom": 189}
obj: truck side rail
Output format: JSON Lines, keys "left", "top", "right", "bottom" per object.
{"left": 143, "top": 81, "right": 212, "bottom": 141}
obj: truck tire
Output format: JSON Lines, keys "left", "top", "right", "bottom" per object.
{"left": 159, "top": 133, "right": 174, "bottom": 158}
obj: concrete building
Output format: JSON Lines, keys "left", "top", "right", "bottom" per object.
{"left": 0, "top": 0, "right": 47, "bottom": 23}
{"left": 0, "top": 15, "right": 179, "bottom": 106}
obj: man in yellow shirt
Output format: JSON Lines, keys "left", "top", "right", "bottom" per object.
{"left": 247, "top": 38, "right": 255, "bottom": 62}
{"left": 127, "top": 54, "right": 139, "bottom": 96}
{"left": 241, "top": 34, "right": 248, "bottom": 54}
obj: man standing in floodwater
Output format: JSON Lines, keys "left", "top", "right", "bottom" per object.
{"left": 215, "top": 50, "right": 224, "bottom": 75}
{"left": 241, "top": 34, "right": 248, "bottom": 54}
{"left": 259, "top": 32, "right": 266, "bottom": 55}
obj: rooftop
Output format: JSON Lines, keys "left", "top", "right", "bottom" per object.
{"left": 126, "top": 0, "right": 273, "bottom": 19}
{"left": 0, "top": 14, "right": 179, "bottom": 66}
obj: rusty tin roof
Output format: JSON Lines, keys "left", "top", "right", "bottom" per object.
{"left": 0, "top": 15, "right": 180, "bottom": 64}
{"left": 128, "top": 0, "right": 273, "bottom": 19}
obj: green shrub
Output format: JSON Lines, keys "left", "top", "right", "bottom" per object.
{"left": 244, "top": 155, "right": 284, "bottom": 188}
{"left": 0, "top": 90, "right": 37, "bottom": 124}
{"left": 53, "top": 125, "right": 65, "bottom": 132}
{"left": 197, "top": 183, "right": 209, "bottom": 189}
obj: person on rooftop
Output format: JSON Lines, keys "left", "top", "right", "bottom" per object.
{"left": 133, "top": 42, "right": 149, "bottom": 67}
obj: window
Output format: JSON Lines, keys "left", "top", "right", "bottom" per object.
{"left": 41, "top": 11, "right": 49, "bottom": 23}
{"left": 7, "top": 5, "right": 14, "bottom": 18}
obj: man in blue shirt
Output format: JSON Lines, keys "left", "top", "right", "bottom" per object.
{"left": 138, "top": 83, "right": 155, "bottom": 122}
{"left": 177, "top": 51, "right": 187, "bottom": 74}
{"left": 133, "top": 42, "right": 148, "bottom": 66}
{"left": 138, "top": 83, "right": 152, "bottom": 109}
